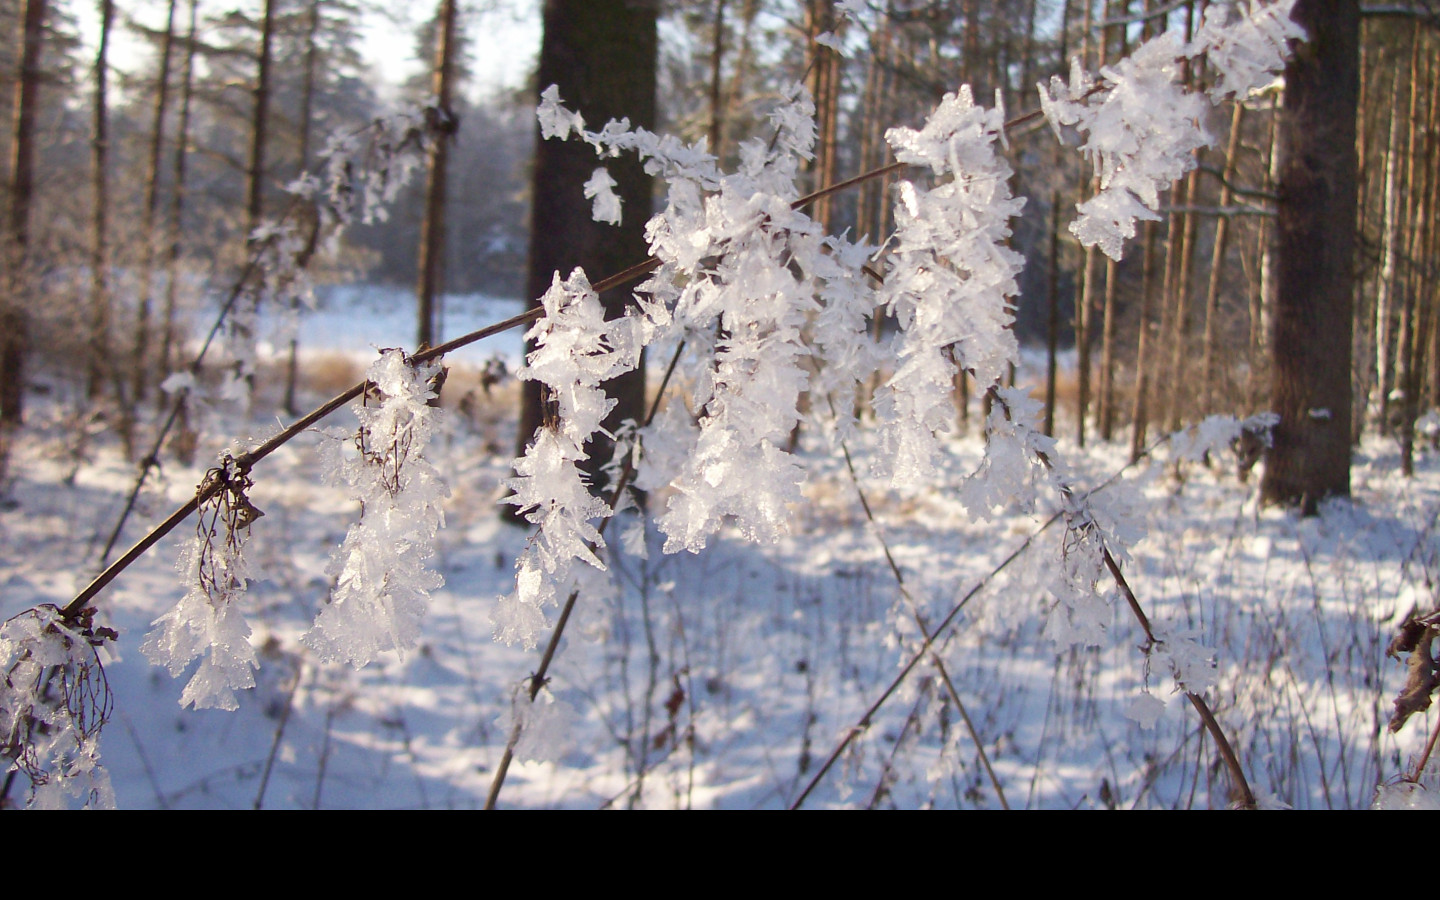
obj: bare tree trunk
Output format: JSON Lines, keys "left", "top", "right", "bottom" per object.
{"left": 1252, "top": 89, "right": 1278, "bottom": 412}
{"left": 416, "top": 0, "right": 457, "bottom": 353}
{"left": 1200, "top": 99, "right": 1244, "bottom": 413}
{"left": 1098, "top": 255, "right": 1118, "bottom": 440}
{"left": 1165, "top": 165, "right": 1201, "bottom": 432}
{"left": 284, "top": 0, "right": 324, "bottom": 415}
{"left": 1373, "top": 52, "right": 1405, "bottom": 434}
{"left": 247, "top": 0, "right": 276, "bottom": 237}
{"left": 1130, "top": 219, "right": 1159, "bottom": 460}
{"left": 1045, "top": 190, "right": 1062, "bottom": 438}
{"left": 131, "top": 0, "right": 178, "bottom": 407}
{"left": 1097, "top": 0, "right": 1129, "bottom": 442}
{"left": 1398, "top": 23, "right": 1425, "bottom": 475}
{"left": 1261, "top": 0, "right": 1359, "bottom": 514}
{"left": 708, "top": 0, "right": 726, "bottom": 156}
{"left": 512, "top": 0, "right": 658, "bottom": 521}
{"left": 86, "top": 0, "right": 115, "bottom": 402}
{"left": 2, "top": 0, "right": 48, "bottom": 427}
{"left": 1074, "top": 0, "right": 1098, "bottom": 447}
{"left": 159, "top": 0, "right": 199, "bottom": 384}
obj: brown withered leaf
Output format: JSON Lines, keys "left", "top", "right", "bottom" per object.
{"left": 1389, "top": 627, "right": 1439, "bottom": 734}
{"left": 1388, "top": 607, "right": 1427, "bottom": 659}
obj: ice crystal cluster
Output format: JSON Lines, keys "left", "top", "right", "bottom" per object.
{"left": 494, "top": 270, "right": 645, "bottom": 648}
{"left": 308, "top": 350, "right": 449, "bottom": 666}
{"left": 114, "top": 3, "right": 1309, "bottom": 768}
{"left": 1039, "top": 0, "right": 1302, "bottom": 259}
{"left": 1, "top": 607, "right": 114, "bottom": 808}
{"left": 875, "top": 86, "right": 1024, "bottom": 486}
{"left": 144, "top": 454, "right": 263, "bottom": 711}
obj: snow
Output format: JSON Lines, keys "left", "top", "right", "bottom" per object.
{"left": 5, "top": 1, "right": 1426, "bottom": 809}
{"left": 4, "top": 345, "right": 1439, "bottom": 807}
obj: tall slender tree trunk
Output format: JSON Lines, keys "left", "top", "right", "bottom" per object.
{"left": 1373, "top": 54, "right": 1405, "bottom": 434}
{"left": 283, "top": 0, "right": 324, "bottom": 415}
{"left": 132, "top": 0, "right": 178, "bottom": 407}
{"left": 1398, "top": 23, "right": 1426, "bottom": 475}
{"left": 1165, "top": 165, "right": 1201, "bottom": 432}
{"left": 1252, "top": 88, "right": 1278, "bottom": 412}
{"left": 1045, "top": 190, "right": 1062, "bottom": 438}
{"left": 160, "top": 0, "right": 199, "bottom": 384}
{"left": 2, "top": 0, "right": 48, "bottom": 427}
{"left": 86, "top": 0, "right": 115, "bottom": 402}
{"left": 708, "top": 0, "right": 727, "bottom": 156}
{"left": 1130, "top": 219, "right": 1159, "bottom": 460}
{"left": 416, "top": 0, "right": 457, "bottom": 352}
{"left": 1200, "top": 99, "right": 1244, "bottom": 413}
{"left": 1261, "top": 0, "right": 1359, "bottom": 514}
{"left": 247, "top": 0, "right": 276, "bottom": 238}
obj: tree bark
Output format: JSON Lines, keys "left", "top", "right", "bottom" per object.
{"left": 1261, "top": 0, "right": 1359, "bottom": 514}
{"left": 2, "top": 0, "right": 47, "bottom": 427}
{"left": 512, "top": 0, "right": 658, "bottom": 519}
{"left": 160, "top": 0, "right": 199, "bottom": 384}
{"left": 131, "top": 0, "right": 178, "bottom": 407}
{"left": 246, "top": 0, "right": 276, "bottom": 237}
{"left": 416, "top": 0, "right": 457, "bottom": 352}
{"left": 86, "top": 0, "right": 115, "bottom": 402}
{"left": 1200, "top": 100, "right": 1243, "bottom": 414}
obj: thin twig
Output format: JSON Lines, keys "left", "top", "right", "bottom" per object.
{"left": 484, "top": 340, "right": 687, "bottom": 810}
{"left": 829, "top": 411, "right": 1009, "bottom": 809}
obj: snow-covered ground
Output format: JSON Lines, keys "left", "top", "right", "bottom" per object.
{"left": 3, "top": 293, "right": 1438, "bottom": 808}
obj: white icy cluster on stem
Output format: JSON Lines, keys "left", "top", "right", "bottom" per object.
{"left": 1190, "top": 0, "right": 1305, "bottom": 101}
{"left": 529, "top": 85, "right": 876, "bottom": 554}
{"left": 641, "top": 86, "right": 868, "bottom": 552}
{"left": 873, "top": 86, "right": 1025, "bottom": 488}
{"left": 1, "top": 606, "right": 114, "bottom": 809}
{"left": 1039, "top": 37, "right": 1210, "bottom": 261}
{"left": 307, "top": 350, "right": 449, "bottom": 667}
{"left": 1040, "top": 0, "right": 1303, "bottom": 260}
{"left": 494, "top": 270, "right": 644, "bottom": 649}
{"left": 144, "top": 454, "right": 263, "bottom": 710}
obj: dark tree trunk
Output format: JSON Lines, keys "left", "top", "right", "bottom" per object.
{"left": 86, "top": 0, "right": 114, "bottom": 402}
{"left": 246, "top": 0, "right": 276, "bottom": 236}
{"left": 132, "top": 0, "right": 178, "bottom": 407}
{"left": 1261, "top": 0, "right": 1359, "bottom": 514}
{"left": 160, "top": 0, "right": 198, "bottom": 384}
{"left": 416, "top": 0, "right": 457, "bottom": 352}
{"left": 512, "top": 0, "right": 657, "bottom": 517}
{"left": 2, "top": 0, "right": 47, "bottom": 427}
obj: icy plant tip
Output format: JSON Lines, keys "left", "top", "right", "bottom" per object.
{"left": 307, "top": 349, "right": 450, "bottom": 668}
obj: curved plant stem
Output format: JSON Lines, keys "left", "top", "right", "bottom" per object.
{"left": 831, "top": 417, "right": 1010, "bottom": 809}
{"left": 484, "top": 340, "right": 687, "bottom": 810}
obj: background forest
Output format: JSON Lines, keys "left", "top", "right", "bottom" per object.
{"left": 2, "top": 0, "right": 1440, "bottom": 809}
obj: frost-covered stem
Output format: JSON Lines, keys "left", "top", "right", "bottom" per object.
{"left": 1100, "top": 545, "right": 1254, "bottom": 807}
{"left": 485, "top": 341, "right": 687, "bottom": 810}
{"left": 1409, "top": 707, "right": 1440, "bottom": 783}
{"left": 830, "top": 397, "right": 1009, "bottom": 808}
{"left": 67, "top": 306, "right": 542, "bottom": 621}
{"left": 997, "top": 381, "right": 1255, "bottom": 808}
{"left": 791, "top": 519, "right": 1056, "bottom": 809}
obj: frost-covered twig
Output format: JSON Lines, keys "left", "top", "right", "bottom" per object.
{"left": 99, "top": 107, "right": 451, "bottom": 567}
{"left": 831, "top": 419, "right": 1010, "bottom": 809}
{"left": 1, "top": 605, "right": 116, "bottom": 808}
{"left": 307, "top": 350, "right": 449, "bottom": 667}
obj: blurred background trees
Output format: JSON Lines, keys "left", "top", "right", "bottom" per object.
{"left": 1, "top": 0, "right": 1436, "bottom": 505}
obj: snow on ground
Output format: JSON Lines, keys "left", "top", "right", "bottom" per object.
{"left": 3, "top": 295, "right": 1438, "bottom": 808}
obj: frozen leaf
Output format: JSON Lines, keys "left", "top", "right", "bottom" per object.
{"left": 1125, "top": 691, "right": 1167, "bottom": 729}
{"left": 583, "top": 167, "right": 622, "bottom": 225}
{"left": 306, "top": 351, "right": 449, "bottom": 667}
